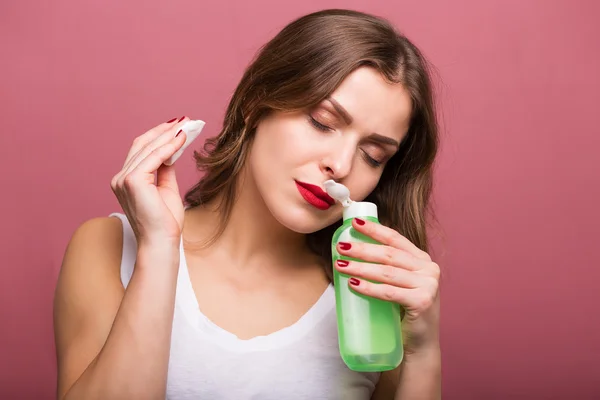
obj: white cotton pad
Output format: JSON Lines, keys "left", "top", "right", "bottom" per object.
{"left": 164, "top": 119, "right": 205, "bottom": 166}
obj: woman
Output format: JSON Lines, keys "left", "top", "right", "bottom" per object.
{"left": 54, "top": 9, "right": 441, "bottom": 400}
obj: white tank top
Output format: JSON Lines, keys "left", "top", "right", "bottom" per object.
{"left": 110, "top": 213, "right": 380, "bottom": 399}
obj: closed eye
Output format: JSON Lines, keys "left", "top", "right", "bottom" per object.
{"left": 308, "top": 116, "right": 333, "bottom": 132}
{"left": 361, "top": 150, "right": 384, "bottom": 168}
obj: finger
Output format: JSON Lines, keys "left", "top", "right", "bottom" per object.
{"left": 112, "top": 126, "right": 186, "bottom": 193}
{"left": 347, "top": 278, "right": 435, "bottom": 311}
{"left": 352, "top": 218, "right": 431, "bottom": 261}
{"left": 334, "top": 259, "right": 420, "bottom": 288}
{"left": 123, "top": 116, "right": 185, "bottom": 167}
{"left": 129, "top": 133, "right": 187, "bottom": 177}
{"left": 122, "top": 124, "right": 186, "bottom": 177}
{"left": 156, "top": 163, "right": 180, "bottom": 194}
{"left": 336, "top": 241, "right": 426, "bottom": 271}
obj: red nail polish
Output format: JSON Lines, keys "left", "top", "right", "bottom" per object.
{"left": 339, "top": 242, "right": 351, "bottom": 251}
{"left": 349, "top": 278, "right": 360, "bottom": 286}
{"left": 166, "top": 117, "right": 177, "bottom": 123}
{"left": 336, "top": 260, "right": 349, "bottom": 267}
{"left": 177, "top": 116, "right": 186, "bottom": 122}
{"left": 355, "top": 218, "right": 365, "bottom": 226}
{"left": 175, "top": 129, "right": 183, "bottom": 137}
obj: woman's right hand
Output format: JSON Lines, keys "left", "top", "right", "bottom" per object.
{"left": 110, "top": 117, "right": 189, "bottom": 248}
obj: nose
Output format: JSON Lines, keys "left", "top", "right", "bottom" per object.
{"left": 319, "top": 140, "right": 354, "bottom": 180}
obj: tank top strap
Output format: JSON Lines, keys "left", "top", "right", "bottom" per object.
{"left": 109, "top": 212, "right": 138, "bottom": 288}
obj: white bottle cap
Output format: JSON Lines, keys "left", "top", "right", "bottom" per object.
{"left": 323, "top": 180, "right": 353, "bottom": 207}
{"left": 323, "top": 180, "right": 378, "bottom": 221}
{"left": 342, "top": 201, "right": 378, "bottom": 221}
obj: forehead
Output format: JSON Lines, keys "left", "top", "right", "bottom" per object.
{"left": 328, "top": 66, "right": 412, "bottom": 141}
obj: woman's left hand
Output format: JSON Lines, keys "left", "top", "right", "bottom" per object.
{"left": 334, "top": 217, "right": 441, "bottom": 354}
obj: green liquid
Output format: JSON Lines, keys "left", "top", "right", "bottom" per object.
{"left": 332, "top": 216, "right": 403, "bottom": 372}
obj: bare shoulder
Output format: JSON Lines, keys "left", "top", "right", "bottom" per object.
{"left": 53, "top": 216, "right": 127, "bottom": 397}
{"left": 54, "top": 216, "right": 125, "bottom": 306}
{"left": 61, "top": 215, "right": 124, "bottom": 263}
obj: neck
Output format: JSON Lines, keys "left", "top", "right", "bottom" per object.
{"left": 183, "top": 169, "right": 316, "bottom": 272}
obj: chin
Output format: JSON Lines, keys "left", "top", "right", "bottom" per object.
{"left": 267, "top": 200, "right": 338, "bottom": 234}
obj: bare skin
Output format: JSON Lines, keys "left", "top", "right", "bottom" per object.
{"left": 54, "top": 67, "right": 441, "bottom": 400}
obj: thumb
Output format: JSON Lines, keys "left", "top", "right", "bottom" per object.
{"left": 156, "top": 163, "right": 180, "bottom": 194}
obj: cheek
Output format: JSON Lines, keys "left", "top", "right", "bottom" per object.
{"left": 256, "top": 117, "right": 318, "bottom": 164}
{"left": 347, "top": 170, "right": 382, "bottom": 202}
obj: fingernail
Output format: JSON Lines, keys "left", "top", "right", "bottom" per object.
{"left": 177, "top": 116, "right": 186, "bottom": 122}
{"left": 349, "top": 278, "right": 360, "bottom": 286}
{"left": 166, "top": 117, "right": 177, "bottom": 123}
{"left": 355, "top": 218, "right": 365, "bottom": 226}
{"left": 175, "top": 129, "right": 183, "bottom": 137}
{"left": 336, "top": 260, "right": 349, "bottom": 267}
{"left": 339, "top": 242, "right": 351, "bottom": 251}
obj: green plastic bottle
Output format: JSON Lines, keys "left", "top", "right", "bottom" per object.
{"left": 325, "top": 181, "right": 403, "bottom": 372}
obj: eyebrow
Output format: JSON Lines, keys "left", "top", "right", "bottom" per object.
{"left": 368, "top": 133, "right": 401, "bottom": 149}
{"left": 327, "top": 97, "right": 354, "bottom": 125}
{"left": 326, "top": 97, "right": 401, "bottom": 149}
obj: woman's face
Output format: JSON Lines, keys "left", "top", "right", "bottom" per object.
{"left": 247, "top": 66, "right": 413, "bottom": 233}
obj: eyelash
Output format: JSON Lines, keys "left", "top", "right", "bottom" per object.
{"left": 308, "top": 115, "right": 384, "bottom": 168}
{"left": 362, "top": 151, "right": 383, "bottom": 167}
{"left": 308, "top": 116, "right": 332, "bottom": 132}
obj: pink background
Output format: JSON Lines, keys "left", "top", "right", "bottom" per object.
{"left": 1, "top": 0, "right": 599, "bottom": 398}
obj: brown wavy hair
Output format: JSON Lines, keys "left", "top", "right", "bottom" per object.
{"left": 184, "top": 9, "right": 439, "bottom": 279}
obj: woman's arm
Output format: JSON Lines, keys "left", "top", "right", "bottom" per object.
{"left": 53, "top": 216, "right": 180, "bottom": 400}
{"left": 334, "top": 218, "right": 442, "bottom": 400}
{"left": 394, "top": 346, "right": 441, "bottom": 400}
{"left": 371, "top": 345, "right": 441, "bottom": 400}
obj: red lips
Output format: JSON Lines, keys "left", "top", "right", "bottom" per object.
{"left": 295, "top": 181, "right": 336, "bottom": 210}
